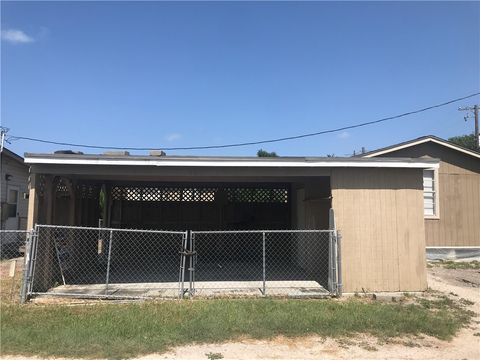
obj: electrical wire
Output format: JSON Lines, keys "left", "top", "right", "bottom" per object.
{"left": 7, "top": 92, "right": 480, "bottom": 151}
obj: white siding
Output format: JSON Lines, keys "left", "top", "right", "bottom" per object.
{"left": 1, "top": 153, "right": 29, "bottom": 230}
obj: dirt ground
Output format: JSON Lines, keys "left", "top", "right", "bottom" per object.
{"left": 1, "top": 264, "right": 479, "bottom": 360}
{"left": 139, "top": 266, "right": 480, "bottom": 360}
{"left": 0, "top": 257, "right": 25, "bottom": 304}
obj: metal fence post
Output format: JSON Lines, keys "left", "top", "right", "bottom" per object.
{"left": 179, "top": 231, "right": 188, "bottom": 299}
{"left": 262, "top": 232, "right": 266, "bottom": 296}
{"left": 328, "top": 208, "right": 336, "bottom": 295}
{"left": 189, "top": 231, "right": 195, "bottom": 296}
{"left": 28, "top": 224, "right": 40, "bottom": 295}
{"left": 328, "top": 231, "right": 333, "bottom": 293}
{"left": 105, "top": 230, "right": 114, "bottom": 294}
{"left": 333, "top": 231, "right": 338, "bottom": 294}
{"left": 336, "top": 231, "right": 343, "bottom": 297}
{"left": 20, "top": 229, "right": 34, "bottom": 303}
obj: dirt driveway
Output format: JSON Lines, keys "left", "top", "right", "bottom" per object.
{"left": 140, "top": 266, "right": 480, "bottom": 360}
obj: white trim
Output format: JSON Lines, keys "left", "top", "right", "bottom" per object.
{"left": 363, "top": 137, "right": 480, "bottom": 159}
{"left": 23, "top": 157, "right": 439, "bottom": 169}
{"left": 423, "top": 168, "right": 440, "bottom": 218}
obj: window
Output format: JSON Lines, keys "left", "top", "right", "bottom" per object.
{"left": 7, "top": 189, "right": 18, "bottom": 218}
{"left": 423, "top": 169, "right": 437, "bottom": 217}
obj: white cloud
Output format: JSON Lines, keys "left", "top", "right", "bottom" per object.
{"left": 165, "top": 133, "right": 182, "bottom": 142}
{"left": 1, "top": 29, "right": 34, "bottom": 44}
{"left": 337, "top": 131, "right": 350, "bottom": 139}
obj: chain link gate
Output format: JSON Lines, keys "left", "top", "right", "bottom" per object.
{"left": 22, "top": 225, "right": 187, "bottom": 301}
{"left": 20, "top": 225, "right": 341, "bottom": 302}
{"left": 187, "top": 230, "right": 341, "bottom": 298}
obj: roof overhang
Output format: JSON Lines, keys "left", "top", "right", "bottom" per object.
{"left": 24, "top": 154, "right": 439, "bottom": 169}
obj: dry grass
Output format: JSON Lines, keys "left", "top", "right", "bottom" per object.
{"left": 429, "top": 260, "right": 480, "bottom": 270}
{"left": 1, "top": 295, "right": 474, "bottom": 359}
{"left": 0, "top": 258, "right": 24, "bottom": 304}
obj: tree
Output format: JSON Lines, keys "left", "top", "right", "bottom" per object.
{"left": 448, "top": 134, "right": 478, "bottom": 151}
{"left": 257, "top": 149, "right": 278, "bottom": 157}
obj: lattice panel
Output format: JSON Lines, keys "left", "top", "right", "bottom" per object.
{"left": 76, "top": 183, "right": 100, "bottom": 200}
{"left": 182, "top": 188, "right": 217, "bottom": 202}
{"left": 111, "top": 186, "right": 218, "bottom": 202}
{"left": 55, "top": 178, "right": 70, "bottom": 198}
{"left": 226, "top": 188, "right": 289, "bottom": 203}
{"left": 37, "top": 175, "right": 46, "bottom": 198}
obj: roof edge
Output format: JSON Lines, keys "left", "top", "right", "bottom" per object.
{"left": 23, "top": 154, "right": 440, "bottom": 169}
{"left": 361, "top": 135, "right": 480, "bottom": 159}
{"left": 1, "top": 148, "right": 25, "bottom": 165}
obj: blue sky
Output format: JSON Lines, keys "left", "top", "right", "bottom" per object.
{"left": 1, "top": 1, "right": 479, "bottom": 157}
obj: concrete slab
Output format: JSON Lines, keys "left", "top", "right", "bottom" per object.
{"left": 36, "top": 280, "right": 331, "bottom": 300}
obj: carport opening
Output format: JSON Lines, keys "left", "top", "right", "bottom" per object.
{"left": 107, "top": 183, "right": 295, "bottom": 285}
{"left": 108, "top": 183, "right": 293, "bottom": 231}
{"left": 38, "top": 177, "right": 333, "bottom": 296}
{"left": 111, "top": 180, "right": 330, "bottom": 288}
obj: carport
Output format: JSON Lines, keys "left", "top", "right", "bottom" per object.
{"left": 22, "top": 152, "right": 438, "bottom": 300}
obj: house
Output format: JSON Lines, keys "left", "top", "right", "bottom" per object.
{"left": 22, "top": 151, "right": 439, "bottom": 298}
{"left": 362, "top": 135, "right": 480, "bottom": 259}
{"left": 0, "top": 148, "right": 29, "bottom": 230}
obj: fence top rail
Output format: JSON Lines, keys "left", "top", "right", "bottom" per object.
{"left": 0, "top": 230, "right": 31, "bottom": 233}
{"left": 34, "top": 224, "right": 187, "bottom": 235}
{"left": 32, "top": 225, "right": 338, "bottom": 235}
{"left": 192, "top": 229, "right": 337, "bottom": 234}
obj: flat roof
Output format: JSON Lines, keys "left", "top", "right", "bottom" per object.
{"left": 24, "top": 153, "right": 439, "bottom": 169}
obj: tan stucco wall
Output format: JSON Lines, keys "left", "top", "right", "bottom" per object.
{"left": 331, "top": 168, "right": 427, "bottom": 292}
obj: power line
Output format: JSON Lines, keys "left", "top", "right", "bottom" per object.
{"left": 8, "top": 92, "right": 480, "bottom": 151}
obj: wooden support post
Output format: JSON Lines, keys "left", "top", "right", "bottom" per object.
{"left": 39, "top": 176, "right": 55, "bottom": 292}
{"left": 26, "top": 173, "right": 38, "bottom": 230}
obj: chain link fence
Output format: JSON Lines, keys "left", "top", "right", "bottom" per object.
{"left": 21, "top": 225, "right": 341, "bottom": 302}
{"left": 0, "top": 230, "right": 31, "bottom": 303}
{"left": 1, "top": 230, "right": 29, "bottom": 259}
{"left": 25, "top": 225, "right": 186, "bottom": 300}
{"left": 190, "top": 230, "right": 340, "bottom": 297}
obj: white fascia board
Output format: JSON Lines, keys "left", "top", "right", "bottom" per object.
{"left": 364, "top": 138, "right": 480, "bottom": 159}
{"left": 24, "top": 157, "right": 439, "bottom": 169}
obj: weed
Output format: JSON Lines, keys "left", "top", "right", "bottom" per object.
{"left": 205, "top": 352, "right": 224, "bottom": 360}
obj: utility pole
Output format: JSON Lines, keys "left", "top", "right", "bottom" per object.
{"left": 0, "top": 127, "right": 8, "bottom": 153}
{"left": 458, "top": 105, "right": 479, "bottom": 150}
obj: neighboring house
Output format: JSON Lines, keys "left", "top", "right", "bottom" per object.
{"left": 362, "top": 135, "right": 480, "bottom": 259}
{"left": 0, "top": 148, "right": 29, "bottom": 230}
{"left": 24, "top": 151, "right": 438, "bottom": 293}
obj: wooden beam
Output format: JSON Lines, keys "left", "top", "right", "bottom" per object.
{"left": 26, "top": 172, "right": 38, "bottom": 230}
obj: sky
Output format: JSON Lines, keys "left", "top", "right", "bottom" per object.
{"left": 1, "top": 1, "right": 479, "bottom": 157}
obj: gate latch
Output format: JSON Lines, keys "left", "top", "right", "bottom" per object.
{"left": 179, "top": 250, "right": 196, "bottom": 256}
